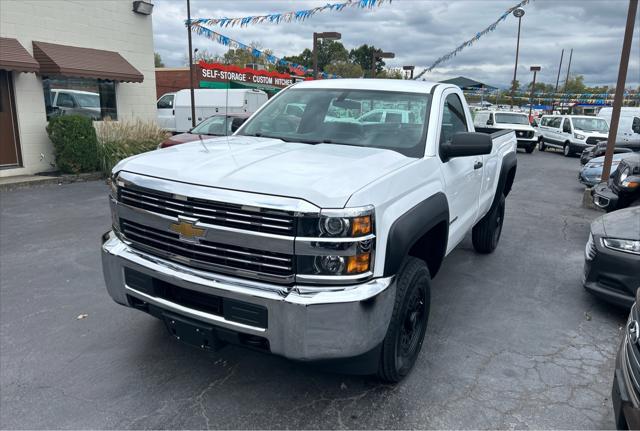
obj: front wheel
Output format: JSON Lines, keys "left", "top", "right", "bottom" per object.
{"left": 472, "top": 194, "right": 506, "bottom": 254}
{"left": 538, "top": 138, "right": 546, "bottom": 151}
{"left": 525, "top": 144, "right": 535, "bottom": 154}
{"left": 563, "top": 142, "right": 572, "bottom": 157}
{"left": 377, "top": 257, "right": 431, "bottom": 383}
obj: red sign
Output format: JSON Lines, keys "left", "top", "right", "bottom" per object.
{"left": 198, "top": 61, "right": 311, "bottom": 89}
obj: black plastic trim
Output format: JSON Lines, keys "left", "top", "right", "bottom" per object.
{"left": 383, "top": 192, "right": 449, "bottom": 276}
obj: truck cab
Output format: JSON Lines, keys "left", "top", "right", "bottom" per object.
{"left": 103, "top": 79, "right": 517, "bottom": 382}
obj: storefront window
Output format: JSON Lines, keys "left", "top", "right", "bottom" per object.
{"left": 42, "top": 77, "right": 117, "bottom": 121}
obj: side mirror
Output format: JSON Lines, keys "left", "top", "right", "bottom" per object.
{"left": 486, "top": 118, "right": 494, "bottom": 126}
{"left": 441, "top": 132, "right": 493, "bottom": 160}
{"left": 632, "top": 123, "right": 640, "bottom": 134}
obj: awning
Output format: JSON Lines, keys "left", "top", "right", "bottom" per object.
{"left": 0, "top": 37, "right": 39, "bottom": 72}
{"left": 32, "top": 41, "right": 143, "bottom": 82}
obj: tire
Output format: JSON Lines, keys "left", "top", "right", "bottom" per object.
{"left": 525, "top": 144, "right": 535, "bottom": 154}
{"left": 472, "top": 194, "right": 506, "bottom": 254}
{"left": 377, "top": 257, "right": 431, "bottom": 383}
{"left": 563, "top": 142, "right": 572, "bottom": 157}
{"left": 538, "top": 138, "right": 546, "bottom": 151}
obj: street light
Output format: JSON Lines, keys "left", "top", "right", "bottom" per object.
{"left": 510, "top": 8, "right": 525, "bottom": 108}
{"left": 528, "top": 66, "right": 541, "bottom": 120}
{"left": 371, "top": 50, "right": 394, "bottom": 78}
{"left": 313, "top": 32, "right": 341, "bottom": 79}
{"left": 403, "top": 65, "right": 415, "bottom": 79}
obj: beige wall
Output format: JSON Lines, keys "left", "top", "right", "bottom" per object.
{"left": 0, "top": 0, "right": 157, "bottom": 177}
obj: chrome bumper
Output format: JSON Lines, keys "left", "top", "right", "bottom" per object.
{"left": 101, "top": 230, "right": 395, "bottom": 361}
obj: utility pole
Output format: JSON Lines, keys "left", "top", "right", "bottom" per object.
{"left": 552, "top": 49, "right": 564, "bottom": 112}
{"left": 510, "top": 8, "right": 525, "bottom": 108}
{"left": 529, "top": 66, "right": 541, "bottom": 120}
{"left": 187, "top": 0, "right": 196, "bottom": 128}
{"left": 602, "top": 0, "right": 638, "bottom": 182}
{"left": 561, "top": 48, "right": 573, "bottom": 114}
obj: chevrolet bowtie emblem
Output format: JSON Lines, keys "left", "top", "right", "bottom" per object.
{"left": 169, "top": 217, "right": 205, "bottom": 242}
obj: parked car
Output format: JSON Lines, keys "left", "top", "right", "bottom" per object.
{"left": 612, "top": 288, "right": 640, "bottom": 430}
{"left": 49, "top": 89, "right": 102, "bottom": 120}
{"left": 357, "top": 108, "right": 414, "bottom": 124}
{"left": 583, "top": 205, "right": 640, "bottom": 307}
{"left": 579, "top": 153, "right": 633, "bottom": 187}
{"left": 474, "top": 110, "right": 537, "bottom": 153}
{"left": 538, "top": 115, "right": 609, "bottom": 156}
{"left": 156, "top": 89, "right": 268, "bottom": 133}
{"left": 580, "top": 141, "right": 634, "bottom": 165}
{"left": 102, "top": 79, "right": 517, "bottom": 382}
{"left": 593, "top": 153, "right": 640, "bottom": 212}
{"left": 158, "top": 113, "right": 249, "bottom": 149}
{"left": 599, "top": 107, "right": 640, "bottom": 146}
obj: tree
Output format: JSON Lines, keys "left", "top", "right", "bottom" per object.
{"left": 525, "top": 81, "right": 554, "bottom": 93}
{"left": 324, "top": 61, "right": 363, "bottom": 78}
{"left": 154, "top": 52, "right": 165, "bottom": 68}
{"left": 349, "top": 44, "right": 386, "bottom": 78}
{"left": 282, "top": 40, "right": 349, "bottom": 74}
{"left": 282, "top": 49, "right": 313, "bottom": 69}
{"left": 563, "top": 75, "right": 586, "bottom": 93}
{"left": 510, "top": 79, "right": 520, "bottom": 92}
{"left": 376, "top": 68, "right": 404, "bottom": 79}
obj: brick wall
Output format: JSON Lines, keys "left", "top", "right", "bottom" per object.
{"left": 156, "top": 68, "right": 194, "bottom": 98}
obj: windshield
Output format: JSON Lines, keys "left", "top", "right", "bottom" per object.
{"left": 495, "top": 113, "right": 529, "bottom": 125}
{"left": 572, "top": 117, "right": 609, "bottom": 133}
{"left": 74, "top": 93, "right": 100, "bottom": 108}
{"left": 191, "top": 116, "right": 233, "bottom": 135}
{"left": 238, "top": 88, "right": 430, "bottom": 157}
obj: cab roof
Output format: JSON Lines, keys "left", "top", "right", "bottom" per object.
{"left": 292, "top": 78, "right": 440, "bottom": 94}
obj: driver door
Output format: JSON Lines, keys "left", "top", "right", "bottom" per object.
{"left": 438, "top": 92, "right": 482, "bottom": 251}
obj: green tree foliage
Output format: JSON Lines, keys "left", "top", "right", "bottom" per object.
{"left": 154, "top": 52, "right": 165, "bottom": 68}
{"left": 377, "top": 68, "right": 404, "bottom": 79}
{"left": 324, "top": 61, "right": 363, "bottom": 78}
{"left": 46, "top": 115, "right": 98, "bottom": 174}
{"left": 349, "top": 44, "right": 386, "bottom": 78}
{"left": 563, "top": 75, "right": 586, "bottom": 93}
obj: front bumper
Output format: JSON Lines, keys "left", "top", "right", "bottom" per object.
{"left": 578, "top": 170, "right": 601, "bottom": 187}
{"left": 516, "top": 138, "right": 537, "bottom": 148}
{"left": 592, "top": 182, "right": 620, "bottom": 211}
{"left": 613, "top": 335, "right": 640, "bottom": 430}
{"left": 101, "top": 230, "right": 396, "bottom": 361}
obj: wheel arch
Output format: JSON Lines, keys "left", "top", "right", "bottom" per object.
{"left": 383, "top": 193, "right": 449, "bottom": 278}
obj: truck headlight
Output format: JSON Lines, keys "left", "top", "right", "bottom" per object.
{"left": 296, "top": 206, "right": 375, "bottom": 283}
{"left": 574, "top": 133, "right": 585, "bottom": 140}
{"left": 602, "top": 238, "right": 640, "bottom": 255}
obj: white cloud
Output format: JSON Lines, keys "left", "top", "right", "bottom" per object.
{"left": 152, "top": 0, "right": 640, "bottom": 88}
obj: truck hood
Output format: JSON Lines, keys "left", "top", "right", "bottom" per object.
{"left": 115, "top": 136, "right": 414, "bottom": 208}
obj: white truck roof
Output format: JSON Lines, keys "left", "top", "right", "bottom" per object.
{"left": 292, "top": 78, "right": 440, "bottom": 94}
{"left": 174, "top": 89, "right": 266, "bottom": 108}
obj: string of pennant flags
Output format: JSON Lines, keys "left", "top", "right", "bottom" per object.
{"left": 190, "top": 24, "right": 340, "bottom": 79}
{"left": 188, "top": 0, "right": 391, "bottom": 28}
{"left": 466, "top": 90, "right": 639, "bottom": 99}
{"left": 413, "top": 0, "right": 533, "bottom": 79}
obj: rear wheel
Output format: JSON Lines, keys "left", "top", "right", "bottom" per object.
{"left": 377, "top": 257, "right": 431, "bottom": 383}
{"left": 563, "top": 142, "right": 572, "bottom": 157}
{"left": 472, "top": 194, "right": 506, "bottom": 254}
{"left": 538, "top": 138, "right": 546, "bottom": 151}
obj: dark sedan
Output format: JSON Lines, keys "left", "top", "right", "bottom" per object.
{"left": 593, "top": 153, "right": 640, "bottom": 212}
{"left": 583, "top": 206, "right": 640, "bottom": 307}
{"left": 159, "top": 113, "right": 249, "bottom": 149}
{"left": 612, "top": 289, "right": 640, "bottom": 430}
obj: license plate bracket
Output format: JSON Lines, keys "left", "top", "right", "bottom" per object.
{"left": 162, "top": 312, "right": 224, "bottom": 351}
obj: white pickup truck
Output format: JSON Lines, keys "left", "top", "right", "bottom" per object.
{"left": 102, "top": 79, "right": 517, "bottom": 382}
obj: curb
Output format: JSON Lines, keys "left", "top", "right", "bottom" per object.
{"left": 0, "top": 172, "right": 105, "bottom": 192}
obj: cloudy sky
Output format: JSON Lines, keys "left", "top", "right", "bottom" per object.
{"left": 153, "top": 0, "right": 640, "bottom": 88}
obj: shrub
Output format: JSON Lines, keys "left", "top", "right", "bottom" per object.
{"left": 46, "top": 115, "right": 99, "bottom": 174}
{"left": 96, "top": 120, "right": 169, "bottom": 176}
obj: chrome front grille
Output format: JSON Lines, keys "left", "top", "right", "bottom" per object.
{"left": 586, "top": 137, "right": 606, "bottom": 145}
{"left": 119, "top": 186, "right": 296, "bottom": 236}
{"left": 624, "top": 304, "right": 640, "bottom": 402}
{"left": 516, "top": 130, "right": 534, "bottom": 139}
{"left": 120, "top": 219, "right": 294, "bottom": 283}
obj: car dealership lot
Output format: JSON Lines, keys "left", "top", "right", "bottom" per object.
{"left": 0, "top": 150, "right": 628, "bottom": 429}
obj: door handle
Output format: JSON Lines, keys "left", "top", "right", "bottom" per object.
{"left": 474, "top": 161, "right": 483, "bottom": 170}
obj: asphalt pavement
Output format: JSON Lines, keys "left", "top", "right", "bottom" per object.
{"left": 0, "top": 149, "right": 627, "bottom": 429}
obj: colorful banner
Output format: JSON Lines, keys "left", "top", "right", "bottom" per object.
{"left": 191, "top": 24, "right": 340, "bottom": 79}
{"left": 189, "top": 0, "right": 391, "bottom": 28}
{"left": 413, "top": 0, "right": 533, "bottom": 79}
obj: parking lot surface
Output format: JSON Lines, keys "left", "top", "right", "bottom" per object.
{"left": 0, "top": 150, "right": 627, "bottom": 429}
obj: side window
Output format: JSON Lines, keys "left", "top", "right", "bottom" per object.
{"left": 440, "top": 94, "right": 468, "bottom": 144}
{"left": 157, "top": 94, "right": 174, "bottom": 109}
{"left": 56, "top": 93, "right": 75, "bottom": 108}
{"left": 562, "top": 119, "right": 572, "bottom": 133}
{"left": 550, "top": 117, "right": 561, "bottom": 128}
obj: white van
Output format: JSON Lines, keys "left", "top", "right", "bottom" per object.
{"left": 157, "top": 89, "right": 268, "bottom": 133}
{"left": 473, "top": 110, "right": 537, "bottom": 153}
{"left": 537, "top": 115, "right": 609, "bottom": 157}
{"left": 598, "top": 107, "right": 640, "bottom": 146}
